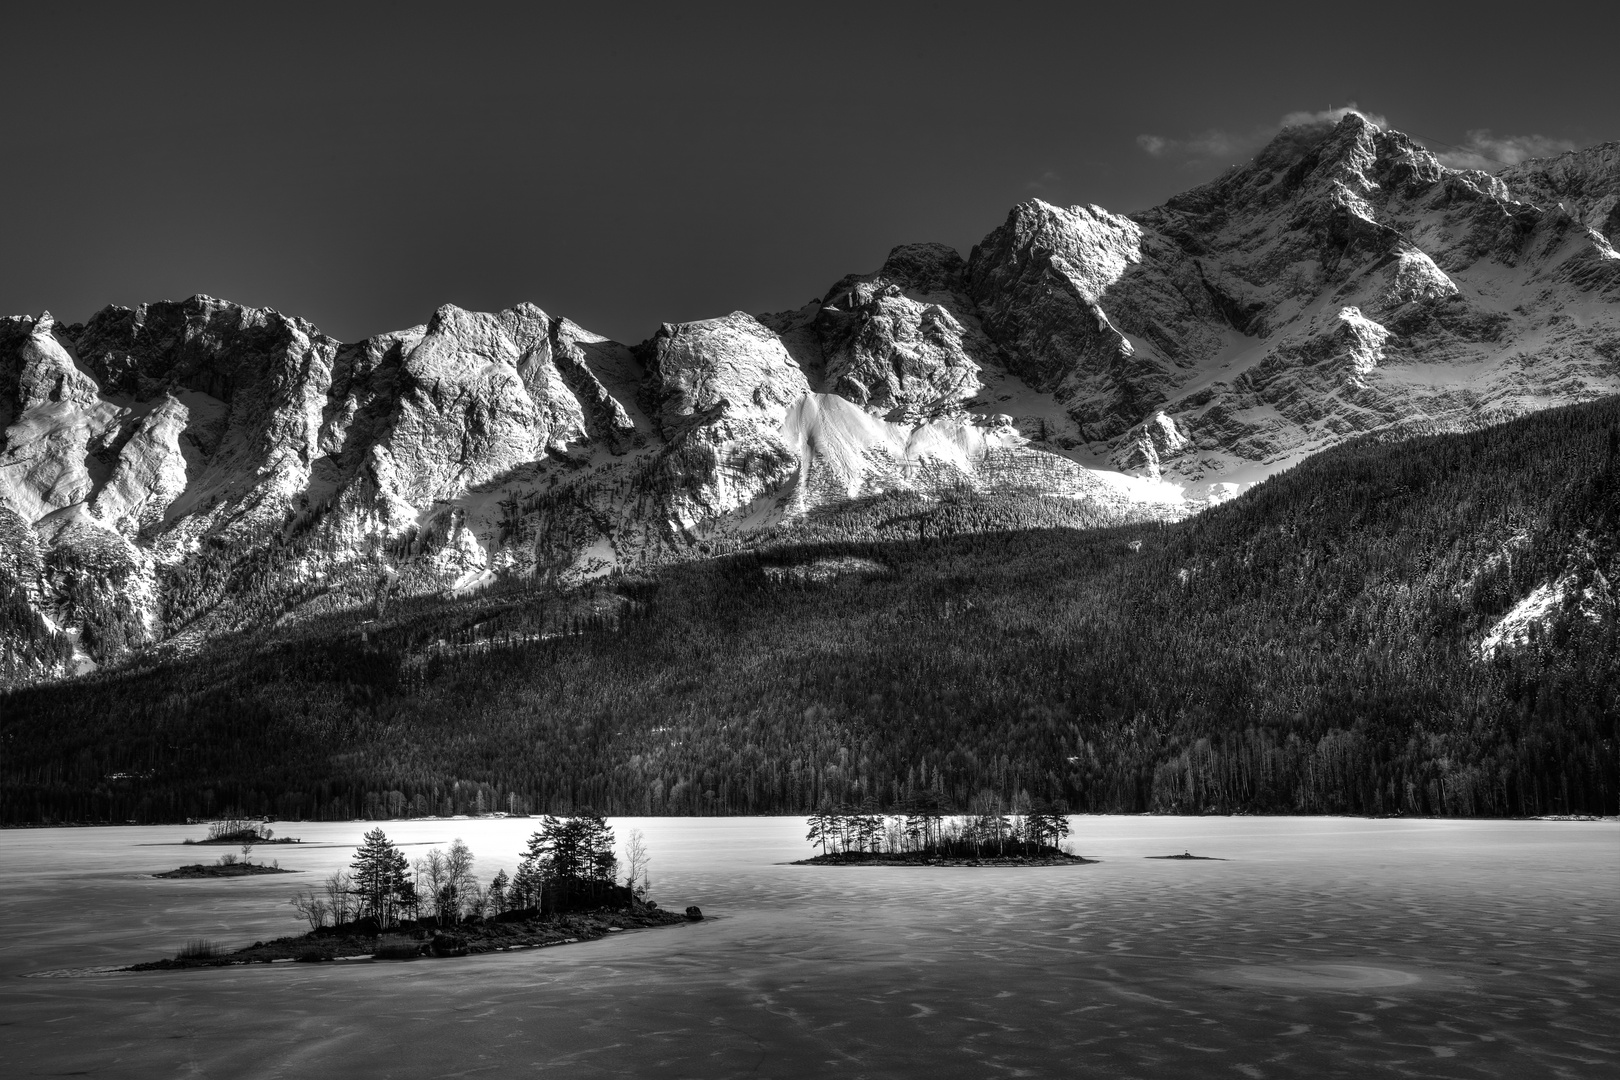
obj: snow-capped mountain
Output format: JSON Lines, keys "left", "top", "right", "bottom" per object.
{"left": 3, "top": 113, "right": 1617, "bottom": 685}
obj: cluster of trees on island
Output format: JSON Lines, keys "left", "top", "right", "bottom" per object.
{"left": 3, "top": 399, "right": 1617, "bottom": 822}
{"left": 806, "top": 796, "right": 1072, "bottom": 859}
{"left": 289, "top": 813, "right": 653, "bottom": 931}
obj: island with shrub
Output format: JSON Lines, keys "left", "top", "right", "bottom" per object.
{"left": 131, "top": 814, "right": 698, "bottom": 971}
{"left": 154, "top": 860, "right": 298, "bottom": 879}
{"left": 792, "top": 800, "right": 1095, "bottom": 866}
{"left": 182, "top": 815, "right": 302, "bottom": 846}
{"left": 155, "top": 817, "right": 301, "bottom": 878}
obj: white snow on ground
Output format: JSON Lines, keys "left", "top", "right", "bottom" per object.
{"left": 1478, "top": 571, "right": 1611, "bottom": 659}
{"left": 34, "top": 610, "right": 97, "bottom": 676}
{"left": 1479, "top": 580, "right": 1565, "bottom": 658}
{"left": 780, "top": 393, "right": 1019, "bottom": 497}
{"left": 779, "top": 392, "right": 1190, "bottom": 508}
{"left": 573, "top": 534, "right": 620, "bottom": 580}
{"left": 966, "top": 358, "right": 1091, "bottom": 449}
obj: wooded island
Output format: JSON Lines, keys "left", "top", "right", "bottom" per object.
{"left": 794, "top": 799, "right": 1093, "bottom": 865}
{"left": 133, "top": 814, "right": 695, "bottom": 970}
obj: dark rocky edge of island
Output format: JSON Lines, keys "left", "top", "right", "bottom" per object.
{"left": 127, "top": 903, "right": 699, "bottom": 971}
{"left": 154, "top": 862, "right": 300, "bottom": 878}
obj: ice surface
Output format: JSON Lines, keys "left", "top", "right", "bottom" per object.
{"left": 2, "top": 816, "right": 1615, "bottom": 1078}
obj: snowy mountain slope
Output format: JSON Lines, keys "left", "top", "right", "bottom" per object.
{"left": 2, "top": 113, "right": 1617, "bottom": 686}
{"left": 1018, "top": 115, "right": 1620, "bottom": 487}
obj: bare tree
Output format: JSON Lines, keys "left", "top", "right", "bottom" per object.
{"left": 323, "top": 870, "right": 356, "bottom": 927}
{"left": 443, "top": 839, "right": 477, "bottom": 923}
{"left": 488, "top": 869, "right": 510, "bottom": 914}
{"left": 207, "top": 812, "right": 256, "bottom": 841}
{"left": 415, "top": 849, "right": 449, "bottom": 923}
{"left": 462, "top": 879, "right": 488, "bottom": 921}
{"left": 622, "top": 829, "right": 650, "bottom": 899}
{"left": 290, "top": 888, "right": 329, "bottom": 930}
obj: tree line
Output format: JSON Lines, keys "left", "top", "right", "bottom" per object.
{"left": 289, "top": 812, "right": 649, "bottom": 932}
{"left": 806, "top": 795, "right": 1072, "bottom": 858}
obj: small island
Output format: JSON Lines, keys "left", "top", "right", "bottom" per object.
{"left": 182, "top": 815, "right": 301, "bottom": 846}
{"left": 791, "top": 801, "right": 1095, "bottom": 866}
{"left": 155, "top": 861, "right": 298, "bottom": 879}
{"left": 1146, "top": 852, "right": 1225, "bottom": 860}
{"left": 156, "top": 815, "right": 301, "bottom": 878}
{"left": 131, "top": 814, "right": 697, "bottom": 971}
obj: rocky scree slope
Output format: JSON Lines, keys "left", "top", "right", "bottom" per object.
{"left": 2, "top": 113, "right": 1617, "bottom": 687}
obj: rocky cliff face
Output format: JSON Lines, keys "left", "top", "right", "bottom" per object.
{"left": 3, "top": 114, "right": 1617, "bottom": 686}
{"left": 967, "top": 116, "right": 1620, "bottom": 483}
{"left": 1500, "top": 143, "right": 1620, "bottom": 242}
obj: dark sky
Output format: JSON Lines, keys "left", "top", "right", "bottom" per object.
{"left": 4, "top": 2, "right": 1616, "bottom": 345}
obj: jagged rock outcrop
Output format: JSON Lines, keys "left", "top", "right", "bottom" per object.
{"left": 636, "top": 312, "right": 809, "bottom": 528}
{"left": 1500, "top": 143, "right": 1620, "bottom": 242}
{"left": 807, "top": 243, "right": 992, "bottom": 419}
{"left": 967, "top": 203, "right": 1180, "bottom": 440}
{"left": 3, "top": 113, "right": 1617, "bottom": 687}
{"left": 963, "top": 114, "right": 1620, "bottom": 486}
{"left": 1113, "top": 411, "right": 1192, "bottom": 479}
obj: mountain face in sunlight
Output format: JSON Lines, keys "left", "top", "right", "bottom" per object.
{"left": 3, "top": 115, "right": 1618, "bottom": 687}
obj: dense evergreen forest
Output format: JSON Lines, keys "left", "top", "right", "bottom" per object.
{"left": 3, "top": 399, "right": 1617, "bottom": 823}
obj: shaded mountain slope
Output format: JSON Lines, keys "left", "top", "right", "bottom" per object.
{"left": 4, "top": 398, "right": 1615, "bottom": 823}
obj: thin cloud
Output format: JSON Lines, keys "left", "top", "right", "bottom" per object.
{"left": 1135, "top": 130, "right": 1243, "bottom": 159}
{"left": 1025, "top": 169, "right": 1062, "bottom": 192}
{"left": 1431, "top": 130, "right": 1579, "bottom": 171}
{"left": 1137, "top": 104, "right": 1387, "bottom": 164}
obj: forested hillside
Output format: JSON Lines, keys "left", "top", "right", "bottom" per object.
{"left": 3, "top": 399, "right": 1617, "bottom": 824}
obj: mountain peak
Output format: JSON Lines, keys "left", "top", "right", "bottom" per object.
{"left": 877, "top": 242, "right": 966, "bottom": 294}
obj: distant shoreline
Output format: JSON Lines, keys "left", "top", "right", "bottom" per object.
{"left": 4, "top": 813, "right": 1617, "bottom": 831}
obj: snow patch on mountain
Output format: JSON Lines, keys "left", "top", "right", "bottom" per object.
{"left": 1478, "top": 569, "right": 1612, "bottom": 660}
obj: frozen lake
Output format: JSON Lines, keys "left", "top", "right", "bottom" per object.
{"left": 4, "top": 816, "right": 1616, "bottom": 1078}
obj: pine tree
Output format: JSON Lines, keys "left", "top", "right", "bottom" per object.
{"left": 488, "top": 868, "right": 510, "bottom": 914}
{"left": 579, "top": 813, "right": 617, "bottom": 882}
{"left": 350, "top": 827, "right": 411, "bottom": 925}
{"left": 510, "top": 859, "right": 543, "bottom": 911}
{"left": 525, "top": 811, "right": 618, "bottom": 883}
{"left": 805, "top": 810, "right": 833, "bottom": 855}
{"left": 1024, "top": 800, "right": 1071, "bottom": 850}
